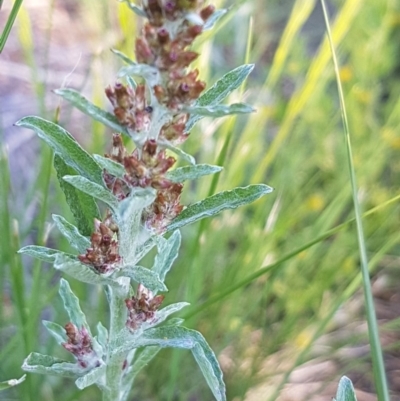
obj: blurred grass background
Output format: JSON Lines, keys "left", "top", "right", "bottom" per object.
{"left": 1, "top": 0, "right": 400, "bottom": 400}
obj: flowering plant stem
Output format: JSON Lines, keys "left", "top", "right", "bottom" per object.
{"left": 17, "top": 1, "right": 272, "bottom": 400}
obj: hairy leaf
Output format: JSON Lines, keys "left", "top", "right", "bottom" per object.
{"left": 120, "top": 0, "right": 147, "bottom": 17}
{"left": 113, "top": 326, "right": 226, "bottom": 401}
{"left": 111, "top": 48, "right": 136, "bottom": 65}
{"left": 75, "top": 365, "right": 106, "bottom": 390}
{"left": 63, "top": 175, "right": 119, "bottom": 212}
{"left": 166, "top": 164, "right": 223, "bottom": 183}
{"left": 22, "top": 353, "right": 81, "bottom": 378}
{"left": 167, "top": 184, "right": 273, "bottom": 231}
{"left": 186, "top": 64, "right": 254, "bottom": 131}
{"left": 42, "top": 320, "right": 67, "bottom": 345}
{"left": 54, "top": 155, "right": 100, "bottom": 236}
{"left": 18, "top": 245, "right": 70, "bottom": 263}
{"left": 59, "top": 278, "right": 91, "bottom": 334}
{"left": 54, "top": 254, "right": 126, "bottom": 289}
{"left": 93, "top": 154, "right": 125, "bottom": 178}
{"left": 152, "top": 230, "right": 181, "bottom": 282}
{"left": 55, "top": 89, "right": 129, "bottom": 136}
{"left": 203, "top": 9, "right": 227, "bottom": 31}
{"left": 122, "top": 265, "right": 167, "bottom": 293}
{"left": 159, "top": 141, "right": 196, "bottom": 165}
{"left": 335, "top": 376, "right": 358, "bottom": 401}
{"left": 15, "top": 116, "right": 103, "bottom": 185}
{"left": 187, "top": 103, "right": 255, "bottom": 117}
{"left": 52, "top": 214, "right": 91, "bottom": 253}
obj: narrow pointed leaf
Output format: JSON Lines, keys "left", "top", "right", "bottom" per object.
{"left": 0, "top": 376, "right": 26, "bottom": 391}
{"left": 118, "top": 188, "right": 156, "bottom": 264}
{"left": 18, "top": 245, "right": 70, "bottom": 263}
{"left": 120, "top": 0, "right": 147, "bottom": 17}
{"left": 155, "top": 302, "right": 189, "bottom": 326}
{"left": 122, "top": 265, "right": 167, "bottom": 293}
{"left": 153, "top": 230, "right": 181, "bottom": 282}
{"left": 93, "top": 154, "right": 125, "bottom": 178}
{"left": 54, "top": 254, "right": 124, "bottom": 288}
{"left": 203, "top": 9, "right": 227, "bottom": 31}
{"left": 186, "top": 64, "right": 254, "bottom": 131}
{"left": 336, "top": 376, "right": 358, "bottom": 401}
{"left": 59, "top": 278, "right": 90, "bottom": 334}
{"left": 167, "top": 184, "right": 273, "bottom": 232}
{"left": 63, "top": 175, "right": 118, "bottom": 212}
{"left": 166, "top": 164, "right": 223, "bottom": 183}
{"left": 54, "top": 155, "right": 100, "bottom": 236}
{"left": 15, "top": 116, "right": 103, "bottom": 185}
{"left": 113, "top": 326, "right": 226, "bottom": 401}
{"left": 52, "top": 214, "right": 91, "bottom": 253}
{"left": 96, "top": 322, "right": 109, "bottom": 350}
{"left": 187, "top": 103, "right": 255, "bottom": 117}
{"left": 75, "top": 365, "right": 106, "bottom": 389}
{"left": 125, "top": 346, "right": 160, "bottom": 383}
{"left": 111, "top": 48, "right": 136, "bottom": 65}
{"left": 22, "top": 353, "right": 81, "bottom": 378}
{"left": 160, "top": 141, "right": 196, "bottom": 165}
{"left": 55, "top": 89, "right": 129, "bottom": 136}
{"left": 42, "top": 320, "right": 67, "bottom": 345}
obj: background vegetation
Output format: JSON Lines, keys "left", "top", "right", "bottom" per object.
{"left": 1, "top": 0, "right": 400, "bottom": 400}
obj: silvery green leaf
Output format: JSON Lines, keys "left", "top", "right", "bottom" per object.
{"left": 111, "top": 48, "right": 136, "bottom": 65}
{"left": 75, "top": 364, "right": 106, "bottom": 390}
{"left": 186, "top": 103, "right": 255, "bottom": 117}
{"left": 167, "top": 184, "right": 273, "bottom": 232}
{"left": 335, "top": 376, "right": 358, "bottom": 401}
{"left": 59, "top": 278, "right": 91, "bottom": 334}
{"left": 63, "top": 175, "right": 119, "bottom": 212}
{"left": 15, "top": 116, "right": 103, "bottom": 185}
{"left": 152, "top": 230, "right": 181, "bottom": 282}
{"left": 52, "top": 214, "right": 91, "bottom": 253}
{"left": 96, "top": 322, "right": 108, "bottom": 350}
{"left": 42, "top": 320, "right": 67, "bottom": 345}
{"left": 203, "top": 9, "right": 227, "bottom": 31}
{"left": 166, "top": 164, "right": 223, "bottom": 183}
{"left": 164, "top": 317, "right": 184, "bottom": 326}
{"left": 0, "top": 375, "right": 26, "bottom": 391}
{"left": 186, "top": 64, "right": 254, "bottom": 131}
{"left": 93, "top": 155, "right": 125, "bottom": 178}
{"left": 133, "top": 237, "right": 157, "bottom": 265}
{"left": 114, "top": 326, "right": 226, "bottom": 401}
{"left": 18, "top": 245, "right": 67, "bottom": 263}
{"left": 126, "top": 75, "right": 137, "bottom": 89}
{"left": 22, "top": 353, "right": 81, "bottom": 378}
{"left": 54, "top": 89, "right": 129, "bottom": 137}
{"left": 121, "top": 346, "right": 160, "bottom": 395}
{"left": 118, "top": 64, "right": 160, "bottom": 87}
{"left": 159, "top": 141, "right": 196, "bottom": 165}
{"left": 119, "top": 0, "right": 147, "bottom": 17}
{"left": 122, "top": 265, "right": 167, "bottom": 293}
{"left": 54, "top": 155, "right": 100, "bottom": 236}
{"left": 54, "top": 254, "right": 123, "bottom": 288}
{"left": 155, "top": 302, "right": 189, "bottom": 326}
{"left": 118, "top": 188, "right": 156, "bottom": 264}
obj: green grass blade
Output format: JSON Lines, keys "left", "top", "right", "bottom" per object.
{"left": 0, "top": 0, "right": 24, "bottom": 53}
{"left": 320, "top": 1, "right": 389, "bottom": 400}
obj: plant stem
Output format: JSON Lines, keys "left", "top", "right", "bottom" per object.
{"left": 104, "top": 286, "right": 128, "bottom": 401}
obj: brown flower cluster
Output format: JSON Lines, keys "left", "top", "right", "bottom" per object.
{"left": 78, "top": 216, "right": 120, "bottom": 274}
{"left": 125, "top": 284, "right": 165, "bottom": 331}
{"left": 63, "top": 323, "right": 99, "bottom": 369}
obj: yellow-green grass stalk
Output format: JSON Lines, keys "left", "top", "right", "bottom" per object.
{"left": 321, "top": 1, "right": 390, "bottom": 400}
